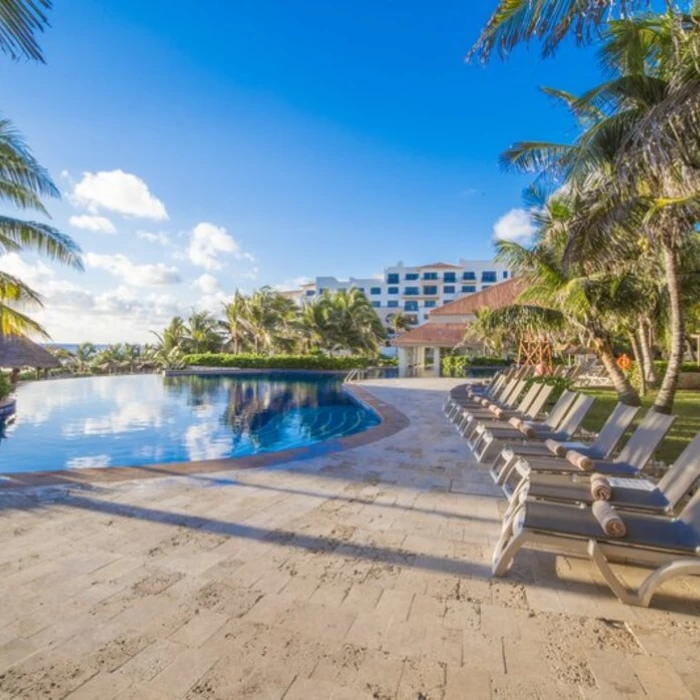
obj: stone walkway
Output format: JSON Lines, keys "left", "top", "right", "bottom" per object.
{"left": 0, "top": 378, "right": 698, "bottom": 699}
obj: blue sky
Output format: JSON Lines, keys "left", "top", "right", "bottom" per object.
{"left": 1, "top": 1, "right": 600, "bottom": 342}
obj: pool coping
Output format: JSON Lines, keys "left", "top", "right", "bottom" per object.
{"left": 0, "top": 384, "right": 410, "bottom": 491}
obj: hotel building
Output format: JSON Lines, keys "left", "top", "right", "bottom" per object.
{"left": 281, "top": 259, "right": 511, "bottom": 329}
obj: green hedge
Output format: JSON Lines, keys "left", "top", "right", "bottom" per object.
{"left": 441, "top": 355, "right": 512, "bottom": 377}
{"left": 653, "top": 360, "right": 700, "bottom": 374}
{"left": 182, "top": 353, "right": 396, "bottom": 371}
{"left": 0, "top": 374, "right": 11, "bottom": 401}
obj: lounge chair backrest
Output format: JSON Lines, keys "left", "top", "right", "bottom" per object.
{"left": 593, "top": 403, "right": 641, "bottom": 458}
{"left": 657, "top": 431, "right": 700, "bottom": 510}
{"left": 525, "top": 384, "right": 554, "bottom": 418}
{"left": 557, "top": 394, "right": 595, "bottom": 435}
{"left": 616, "top": 411, "right": 676, "bottom": 468}
{"left": 501, "top": 379, "right": 527, "bottom": 408}
{"left": 492, "top": 377, "right": 516, "bottom": 402}
{"left": 485, "top": 374, "right": 507, "bottom": 398}
{"left": 679, "top": 487, "right": 700, "bottom": 528}
{"left": 516, "top": 383, "right": 542, "bottom": 414}
{"left": 544, "top": 390, "right": 578, "bottom": 429}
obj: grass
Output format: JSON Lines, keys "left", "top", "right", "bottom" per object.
{"left": 579, "top": 389, "right": 700, "bottom": 464}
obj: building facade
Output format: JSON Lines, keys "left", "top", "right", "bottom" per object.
{"left": 282, "top": 259, "right": 511, "bottom": 330}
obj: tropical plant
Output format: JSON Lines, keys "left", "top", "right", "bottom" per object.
{"left": 0, "top": 0, "right": 52, "bottom": 63}
{"left": 185, "top": 310, "right": 222, "bottom": 354}
{"left": 0, "top": 118, "right": 82, "bottom": 336}
{"left": 387, "top": 311, "right": 411, "bottom": 336}
{"left": 493, "top": 10, "right": 700, "bottom": 412}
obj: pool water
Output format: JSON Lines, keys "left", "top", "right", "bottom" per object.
{"left": 0, "top": 373, "right": 380, "bottom": 473}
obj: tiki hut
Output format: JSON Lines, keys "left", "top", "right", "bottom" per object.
{"left": 0, "top": 334, "right": 61, "bottom": 382}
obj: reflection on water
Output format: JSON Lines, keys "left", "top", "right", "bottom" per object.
{"left": 0, "top": 373, "right": 379, "bottom": 473}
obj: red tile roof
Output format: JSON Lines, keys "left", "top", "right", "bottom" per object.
{"left": 392, "top": 323, "right": 467, "bottom": 348}
{"left": 431, "top": 278, "right": 523, "bottom": 316}
{"left": 416, "top": 262, "right": 463, "bottom": 270}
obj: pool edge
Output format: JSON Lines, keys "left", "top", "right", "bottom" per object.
{"left": 0, "top": 384, "right": 410, "bottom": 490}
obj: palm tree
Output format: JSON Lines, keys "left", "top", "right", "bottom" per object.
{"left": 186, "top": 310, "right": 222, "bottom": 354}
{"left": 152, "top": 316, "right": 188, "bottom": 353}
{"left": 387, "top": 312, "right": 410, "bottom": 336}
{"left": 74, "top": 342, "right": 96, "bottom": 373}
{"left": 323, "top": 287, "right": 386, "bottom": 356}
{"left": 496, "top": 190, "right": 644, "bottom": 405}
{"left": 0, "top": 0, "right": 52, "bottom": 63}
{"left": 0, "top": 118, "right": 82, "bottom": 336}
{"left": 498, "top": 12, "right": 700, "bottom": 412}
{"left": 221, "top": 290, "right": 249, "bottom": 354}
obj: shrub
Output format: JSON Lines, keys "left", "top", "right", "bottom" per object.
{"left": 441, "top": 355, "right": 512, "bottom": 377}
{"left": 0, "top": 374, "right": 12, "bottom": 401}
{"left": 525, "top": 374, "right": 572, "bottom": 401}
{"left": 182, "top": 353, "right": 391, "bottom": 371}
{"left": 653, "top": 360, "right": 700, "bottom": 374}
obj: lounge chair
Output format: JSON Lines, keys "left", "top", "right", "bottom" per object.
{"left": 491, "top": 488, "right": 700, "bottom": 607}
{"left": 491, "top": 403, "right": 640, "bottom": 486}
{"left": 473, "top": 391, "right": 592, "bottom": 463}
{"left": 508, "top": 429, "right": 700, "bottom": 515}
{"left": 499, "top": 411, "right": 676, "bottom": 500}
{"left": 459, "top": 383, "right": 554, "bottom": 440}
{"left": 449, "top": 378, "right": 526, "bottom": 427}
{"left": 456, "top": 379, "right": 537, "bottom": 434}
{"left": 444, "top": 373, "right": 510, "bottom": 421}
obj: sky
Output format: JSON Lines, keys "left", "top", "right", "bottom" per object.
{"left": 0, "top": 1, "right": 601, "bottom": 343}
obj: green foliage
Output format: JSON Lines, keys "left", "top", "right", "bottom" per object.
{"left": 0, "top": 373, "right": 11, "bottom": 401}
{"left": 525, "top": 374, "right": 573, "bottom": 400}
{"left": 182, "top": 353, "right": 390, "bottom": 371}
{"left": 653, "top": 360, "right": 700, "bottom": 375}
{"left": 441, "top": 355, "right": 512, "bottom": 377}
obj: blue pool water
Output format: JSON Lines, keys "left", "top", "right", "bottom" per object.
{"left": 0, "top": 373, "right": 380, "bottom": 473}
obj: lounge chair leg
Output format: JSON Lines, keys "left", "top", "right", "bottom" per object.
{"left": 587, "top": 541, "right": 642, "bottom": 606}
{"left": 503, "top": 482, "right": 527, "bottom": 522}
{"left": 492, "top": 510, "right": 527, "bottom": 577}
{"left": 491, "top": 452, "right": 516, "bottom": 486}
{"left": 636, "top": 560, "right": 700, "bottom": 608}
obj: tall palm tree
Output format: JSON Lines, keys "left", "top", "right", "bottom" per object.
{"left": 0, "top": 0, "right": 52, "bottom": 63}
{"left": 499, "top": 13, "right": 700, "bottom": 411}
{"left": 221, "top": 290, "right": 249, "bottom": 354}
{"left": 186, "top": 310, "right": 222, "bottom": 354}
{"left": 0, "top": 118, "right": 82, "bottom": 336}
{"left": 74, "top": 341, "right": 96, "bottom": 373}
{"left": 387, "top": 312, "right": 410, "bottom": 336}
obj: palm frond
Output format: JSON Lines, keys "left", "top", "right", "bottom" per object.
{"left": 0, "top": 0, "right": 52, "bottom": 62}
{"left": 0, "top": 217, "right": 83, "bottom": 269}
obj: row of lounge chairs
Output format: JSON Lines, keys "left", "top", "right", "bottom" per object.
{"left": 443, "top": 369, "right": 700, "bottom": 607}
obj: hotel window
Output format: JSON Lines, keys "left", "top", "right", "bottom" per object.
{"left": 404, "top": 301, "right": 419, "bottom": 311}
{"left": 503, "top": 270, "right": 509, "bottom": 279}
{"left": 305, "top": 289, "right": 315, "bottom": 296}
{"left": 318, "top": 288, "right": 327, "bottom": 293}
{"left": 482, "top": 271, "right": 497, "bottom": 283}
{"left": 370, "top": 287, "right": 382, "bottom": 295}
{"left": 371, "top": 301, "right": 381, "bottom": 308}
{"left": 444, "top": 285, "right": 455, "bottom": 294}
{"left": 462, "top": 271, "right": 476, "bottom": 281}
{"left": 387, "top": 300, "right": 399, "bottom": 308}
{"left": 443, "top": 272, "right": 456, "bottom": 282}
{"left": 386, "top": 273, "right": 399, "bottom": 284}
{"left": 406, "top": 314, "right": 419, "bottom": 324}
{"left": 423, "top": 272, "right": 438, "bottom": 280}
{"left": 423, "top": 285, "right": 438, "bottom": 295}
{"left": 404, "top": 286, "right": 419, "bottom": 295}
{"left": 462, "top": 285, "right": 476, "bottom": 294}
{"left": 387, "top": 286, "right": 399, "bottom": 294}
{"left": 356, "top": 287, "right": 365, "bottom": 293}
{"left": 405, "top": 272, "right": 419, "bottom": 281}
{"left": 424, "top": 300, "right": 436, "bottom": 308}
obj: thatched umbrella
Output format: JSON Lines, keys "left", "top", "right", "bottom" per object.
{"left": 0, "top": 334, "right": 61, "bottom": 382}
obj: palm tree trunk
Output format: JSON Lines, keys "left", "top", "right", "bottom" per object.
{"left": 638, "top": 318, "right": 659, "bottom": 387}
{"left": 596, "top": 341, "right": 641, "bottom": 406}
{"left": 629, "top": 331, "right": 647, "bottom": 396}
{"left": 654, "top": 243, "right": 684, "bottom": 414}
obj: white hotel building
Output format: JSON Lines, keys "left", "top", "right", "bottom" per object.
{"left": 282, "top": 259, "right": 511, "bottom": 329}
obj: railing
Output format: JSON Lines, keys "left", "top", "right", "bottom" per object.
{"left": 344, "top": 366, "right": 399, "bottom": 383}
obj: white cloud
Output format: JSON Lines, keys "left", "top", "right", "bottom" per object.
{"left": 0, "top": 253, "right": 187, "bottom": 343}
{"left": 137, "top": 231, "right": 171, "bottom": 246}
{"left": 68, "top": 215, "right": 116, "bottom": 234}
{"left": 72, "top": 169, "right": 168, "bottom": 220}
{"left": 186, "top": 222, "right": 250, "bottom": 270}
{"left": 493, "top": 208, "right": 536, "bottom": 243}
{"left": 193, "top": 273, "right": 221, "bottom": 295}
{"left": 85, "top": 252, "right": 181, "bottom": 286}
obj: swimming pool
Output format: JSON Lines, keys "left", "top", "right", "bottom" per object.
{"left": 0, "top": 373, "right": 381, "bottom": 474}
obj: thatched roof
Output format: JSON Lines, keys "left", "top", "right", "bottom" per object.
{"left": 0, "top": 335, "right": 61, "bottom": 369}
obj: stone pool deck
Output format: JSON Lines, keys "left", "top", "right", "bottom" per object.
{"left": 0, "top": 377, "right": 698, "bottom": 699}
